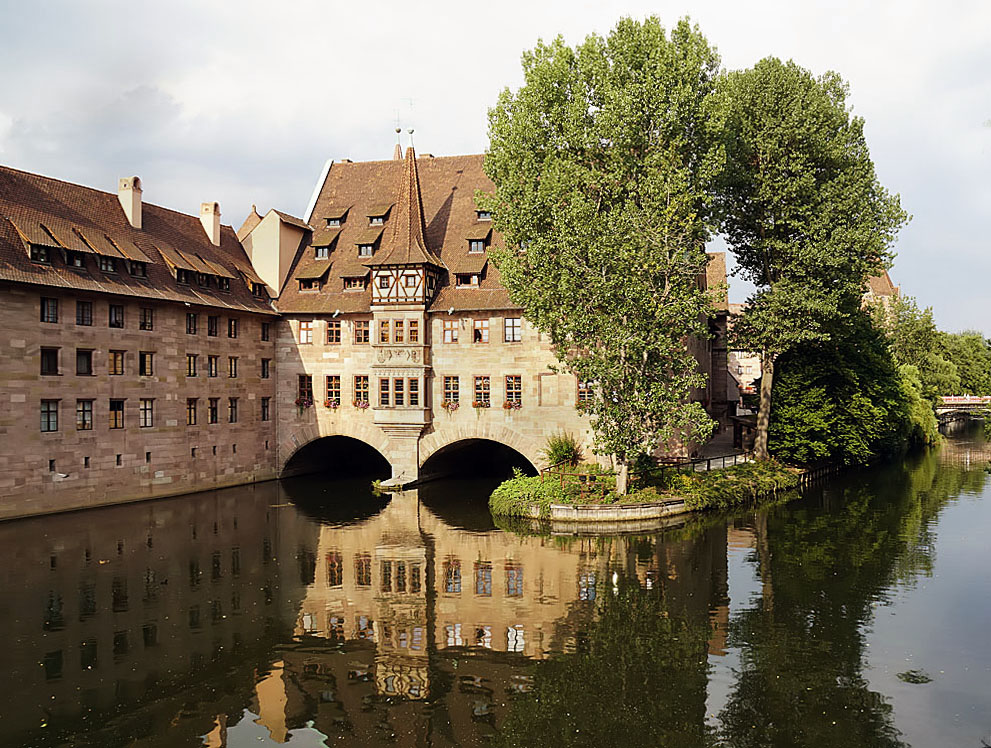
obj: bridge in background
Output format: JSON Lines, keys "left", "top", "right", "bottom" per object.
{"left": 936, "top": 396, "right": 991, "bottom": 425}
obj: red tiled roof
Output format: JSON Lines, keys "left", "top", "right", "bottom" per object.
{"left": 0, "top": 164, "right": 275, "bottom": 315}
{"left": 278, "top": 153, "right": 518, "bottom": 314}
{"left": 271, "top": 208, "right": 311, "bottom": 231}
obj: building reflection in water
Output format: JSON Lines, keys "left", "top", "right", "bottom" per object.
{"left": 0, "top": 481, "right": 728, "bottom": 747}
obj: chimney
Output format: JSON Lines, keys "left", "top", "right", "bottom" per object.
{"left": 118, "top": 177, "right": 142, "bottom": 229}
{"left": 199, "top": 202, "right": 221, "bottom": 246}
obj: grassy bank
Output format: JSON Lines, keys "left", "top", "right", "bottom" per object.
{"left": 488, "top": 460, "right": 802, "bottom": 518}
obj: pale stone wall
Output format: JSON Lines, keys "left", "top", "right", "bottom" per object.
{"left": 275, "top": 309, "right": 596, "bottom": 479}
{"left": 0, "top": 283, "right": 278, "bottom": 519}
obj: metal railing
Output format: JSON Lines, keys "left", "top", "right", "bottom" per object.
{"left": 655, "top": 450, "right": 755, "bottom": 474}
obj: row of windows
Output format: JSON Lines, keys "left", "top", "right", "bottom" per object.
{"left": 40, "top": 297, "right": 272, "bottom": 341}
{"left": 319, "top": 553, "right": 524, "bottom": 597}
{"left": 31, "top": 245, "right": 148, "bottom": 279}
{"left": 297, "top": 317, "right": 522, "bottom": 345}
{"left": 38, "top": 348, "right": 268, "bottom": 379}
{"left": 40, "top": 397, "right": 271, "bottom": 432}
{"left": 297, "top": 374, "right": 522, "bottom": 408}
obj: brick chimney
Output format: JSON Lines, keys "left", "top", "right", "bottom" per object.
{"left": 118, "top": 177, "right": 142, "bottom": 229}
{"left": 199, "top": 202, "right": 221, "bottom": 246}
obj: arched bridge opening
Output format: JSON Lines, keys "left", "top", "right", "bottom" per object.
{"left": 418, "top": 438, "right": 538, "bottom": 529}
{"left": 280, "top": 436, "right": 392, "bottom": 523}
{"left": 281, "top": 435, "right": 391, "bottom": 480}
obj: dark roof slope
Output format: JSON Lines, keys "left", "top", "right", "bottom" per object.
{"left": 279, "top": 154, "right": 516, "bottom": 314}
{"left": 0, "top": 164, "right": 275, "bottom": 314}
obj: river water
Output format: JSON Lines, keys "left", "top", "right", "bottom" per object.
{"left": 3, "top": 427, "right": 990, "bottom": 747}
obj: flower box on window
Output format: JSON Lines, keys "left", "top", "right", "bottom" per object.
{"left": 353, "top": 400, "right": 370, "bottom": 410}
{"left": 324, "top": 398, "right": 340, "bottom": 410}
{"left": 441, "top": 400, "right": 459, "bottom": 413}
{"left": 502, "top": 400, "right": 522, "bottom": 410}
{"left": 471, "top": 400, "right": 490, "bottom": 409}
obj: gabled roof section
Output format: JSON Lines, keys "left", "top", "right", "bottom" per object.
{"left": 271, "top": 208, "right": 311, "bottom": 232}
{"left": 369, "top": 147, "right": 443, "bottom": 268}
{"left": 237, "top": 205, "right": 263, "bottom": 241}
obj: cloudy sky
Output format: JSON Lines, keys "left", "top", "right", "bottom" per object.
{"left": 0, "top": 0, "right": 988, "bottom": 332}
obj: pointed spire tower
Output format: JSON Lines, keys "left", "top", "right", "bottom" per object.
{"left": 368, "top": 137, "right": 444, "bottom": 306}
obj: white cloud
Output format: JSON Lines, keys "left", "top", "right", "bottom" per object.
{"left": 0, "top": 0, "right": 988, "bottom": 331}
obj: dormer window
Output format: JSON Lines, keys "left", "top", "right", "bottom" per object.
{"left": 476, "top": 210, "right": 492, "bottom": 221}
{"left": 358, "top": 244, "right": 374, "bottom": 257}
{"left": 29, "top": 245, "right": 49, "bottom": 263}
{"left": 344, "top": 277, "right": 365, "bottom": 291}
{"left": 252, "top": 283, "right": 267, "bottom": 298}
{"left": 326, "top": 218, "right": 341, "bottom": 228}
{"left": 196, "top": 272, "right": 210, "bottom": 287}
{"left": 65, "top": 250, "right": 85, "bottom": 269}
{"left": 456, "top": 273, "right": 480, "bottom": 287}
{"left": 469, "top": 240, "right": 486, "bottom": 254}
{"left": 98, "top": 256, "right": 117, "bottom": 273}
{"left": 176, "top": 269, "right": 192, "bottom": 285}
{"left": 129, "top": 261, "right": 147, "bottom": 278}
{"left": 365, "top": 204, "right": 392, "bottom": 226}
{"left": 299, "top": 279, "right": 321, "bottom": 292}
{"left": 315, "top": 245, "right": 330, "bottom": 259}
{"left": 217, "top": 277, "right": 230, "bottom": 292}
{"left": 369, "top": 216, "right": 384, "bottom": 226}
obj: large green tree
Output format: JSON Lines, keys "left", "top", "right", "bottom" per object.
{"left": 483, "top": 17, "right": 722, "bottom": 492}
{"left": 941, "top": 330, "right": 991, "bottom": 395}
{"left": 709, "top": 58, "right": 908, "bottom": 459}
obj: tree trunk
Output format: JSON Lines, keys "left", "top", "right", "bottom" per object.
{"left": 755, "top": 352, "right": 775, "bottom": 460}
{"left": 616, "top": 458, "right": 629, "bottom": 496}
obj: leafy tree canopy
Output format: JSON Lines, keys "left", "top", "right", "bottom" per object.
{"left": 482, "top": 17, "right": 722, "bottom": 483}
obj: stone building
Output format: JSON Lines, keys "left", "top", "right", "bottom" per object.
{"left": 0, "top": 166, "right": 278, "bottom": 519}
{"left": 0, "top": 148, "right": 730, "bottom": 519}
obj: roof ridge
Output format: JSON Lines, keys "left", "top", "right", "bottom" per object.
{"left": 0, "top": 162, "right": 237, "bottom": 231}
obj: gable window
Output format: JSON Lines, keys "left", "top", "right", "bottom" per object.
{"left": 369, "top": 216, "right": 384, "bottom": 226}
{"left": 208, "top": 316, "right": 219, "bottom": 337}
{"left": 139, "top": 308, "right": 154, "bottom": 331}
{"left": 41, "top": 297, "right": 58, "bottom": 323}
{"left": 358, "top": 244, "right": 375, "bottom": 257}
{"left": 299, "top": 321, "right": 313, "bottom": 344}
{"left": 40, "top": 347, "right": 59, "bottom": 376}
{"left": 196, "top": 273, "right": 210, "bottom": 287}
{"left": 443, "top": 319, "right": 458, "bottom": 343}
{"left": 108, "top": 304, "right": 124, "bottom": 329}
{"left": 41, "top": 400, "right": 59, "bottom": 432}
{"left": 76, "top": 301, "right": 93, "bottom": 326}
{"left": 456, "top": 274, "right": 479, "bottom": 287}
{"left": 354, "top": 320, "right": 370, "bottom": 344}
{"left": 252, "top": 283, "right": 267, "bottom": 297}
{"left": 327, "top": 320, "right": 341, "bottom": 344}
{"left": 99, "top": 256, "right": 117, "bottom": 273}
{"left": 505, "top": 317, "right": 522, "bottom": 343}
{"left": 473, "top": 319, "right": 489, "bottom": 343}
{"left": 468, "top": 240, "right": 486, "bottom": 254}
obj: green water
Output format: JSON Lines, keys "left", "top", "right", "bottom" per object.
{"left": 3, "top": 427, "right": 990, "bottom": 747}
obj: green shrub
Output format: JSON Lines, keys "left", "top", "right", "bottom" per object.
{"left": 489, "top": 472, "right": 578, "bottom": 518}
{"left": 541, "top": 432, "right": 584, "bottom": 468}
{"left": 679, "top": 460, "right": 801, "bottom": 511}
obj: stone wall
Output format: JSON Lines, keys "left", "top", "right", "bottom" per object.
{"left": 0, "top": 283, "right": 278, "bottom": 519}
